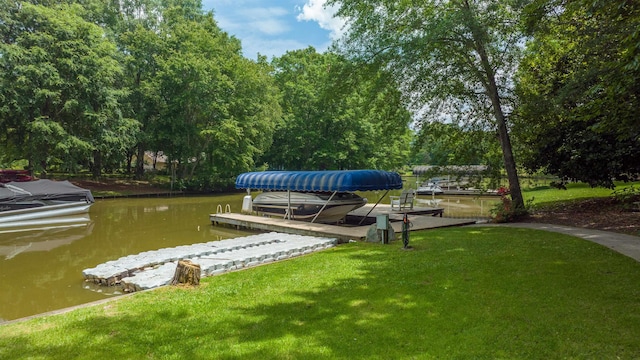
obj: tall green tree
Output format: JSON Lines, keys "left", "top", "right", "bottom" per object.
{"left": 149, "top": 6, "right": 280, "bottom": 188}
{"left": 108, "top": 0, "right": 169, "bottom": 178}
{"left": 0, "top": 2, "right": 133, "bottom": 175}
{"left": 264, "top": 47, "right": 411, "bottom": 171}
{"left": 329, "top": 0, "right": 526, "bottom": 210}
{"left": 515, "top": 0, "right": 640, "bottom": 187}
{"left": 110, "top": 0, "right": 280, "bottom": 186}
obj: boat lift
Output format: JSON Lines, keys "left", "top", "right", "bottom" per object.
{"left": 235, "top": 170, "right": 403, "bottom": 223}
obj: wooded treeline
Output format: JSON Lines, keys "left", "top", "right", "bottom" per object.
{"left": 0, "top": 0, "right": 411, "bottom": 189}
{"left": 1, "top": 0, "right": 639, "bottom": 193}
{"left": 514, "top": 0, "right": 640, "bottom": 188}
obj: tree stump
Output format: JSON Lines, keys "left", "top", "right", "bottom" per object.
{"left": 171, "top": 260, "right": 201, "bottom": 286}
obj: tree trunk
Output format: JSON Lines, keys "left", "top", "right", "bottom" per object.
{"left": 126, "top": 149, "right": 134, "bottom": 175}
{"left": 39, "top": 160, "right": 47, "bottom": 179}
{"left": 485, "top": 87, "right": 524, "bottom": 210}
{"left": 171, "top": 260, "right": 201, "bottom": 286}
{"left": 135, "top": 143, "right": 145, "bottom": 180}
{"left": 92, "top": 150, "right": 102, "bottom": 178}
{"left": 494, "top": 111, "right": 525, "bottom": 211}
{"left": 467, "top": 5, "right": 525, "bottom": 211}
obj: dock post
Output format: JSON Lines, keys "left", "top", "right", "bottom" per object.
{"left": 402, "top": 213, "right": 411, "bottom": 249}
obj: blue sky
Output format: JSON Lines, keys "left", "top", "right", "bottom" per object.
{"left": 201, "top": 0, "right": 346, "bottom": 60}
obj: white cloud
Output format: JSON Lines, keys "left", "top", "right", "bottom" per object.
{"left": 202, "top": 0, "right": 338, "bottom": 59}
{"left": 222, "top": 7, "right": 290, "bottom": 35}
{"left": 244, "top": 7, "right": 290, "bottom": 35}
{"left": 241, "top": 36, "right": 307, "bottom": 60}
{"left": 296, "top": 0, "right": 346, "bottom": 39}
{"left": 251, "top": 18, "right": 289, "bottom": 35}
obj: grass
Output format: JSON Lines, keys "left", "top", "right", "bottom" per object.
{"left": 2, "top": 226, "right": 640, "bottom": 359}
{"left": 523, "top": 181, "right": 640, "bottom": 205}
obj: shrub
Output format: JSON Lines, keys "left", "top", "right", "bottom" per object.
{"left": 490, "top": 187, "right": 529, "bottom": 223}
{"left": 612, "top": 185, "right": 640, "bottom": 210}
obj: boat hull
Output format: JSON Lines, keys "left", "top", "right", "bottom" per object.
{"left": 416, "top": 186, "right": 444, "bottom": 195}
{"left": 0, "top": 179, "right": 95, "bottom": 230}
{"left": 252, "top": 191, "right": 366, "bottom": 223}
{"left": 0, "top": 202, "right": 93, "bottom": 229}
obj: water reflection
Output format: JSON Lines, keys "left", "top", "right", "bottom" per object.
{"left": 420, "top": 195, "right": 500, "bottom": 219}
{"left": 0, "top": 194, "right": 255, "bottom": 322}
{"left": 0, "top": 223, "right": 94, "bottom": 261}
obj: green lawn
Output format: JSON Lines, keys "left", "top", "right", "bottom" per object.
{"left": 2, "top": 226, "right": 639, "bottom": 359}
{"left": 523, "top": 181, "right": 639, "bottom": 205}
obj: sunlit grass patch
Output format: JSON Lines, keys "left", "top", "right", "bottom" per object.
{"left": 1, "top": 226, "right": 639, "bottom": 359}
{"left": 524, "top": 181, "right": 640, "bottom": 205}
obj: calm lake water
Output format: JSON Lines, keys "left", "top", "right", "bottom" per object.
{"left": 0, "top": 194, "right": 255, "bottom": 322}
{"left": 0, "top": 191, "right": 498, "bottom": 322}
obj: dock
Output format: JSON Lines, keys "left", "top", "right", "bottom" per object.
{"left": 83, "top": 232, "right": 337, "bottom": 292}
{"left": 210, "top": 204, "right": 476, "bottom": 243}
{"left": 83, "top": 204, "right": 477, "bottom": 293}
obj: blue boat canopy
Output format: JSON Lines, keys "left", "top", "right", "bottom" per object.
{"left": 235, "top": 170, "right": 403, "bottom": 192}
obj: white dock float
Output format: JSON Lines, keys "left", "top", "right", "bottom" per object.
{"left": 83, "top": 232, "right": 337, "bottom": 292}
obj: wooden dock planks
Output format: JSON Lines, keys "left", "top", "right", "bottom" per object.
{"left": 210, "top": 205, "right": 476, "bottom": 242}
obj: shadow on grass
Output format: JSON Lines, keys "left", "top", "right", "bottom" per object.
{"left": 2, "top": 227, "right": 640, "bottom": 359}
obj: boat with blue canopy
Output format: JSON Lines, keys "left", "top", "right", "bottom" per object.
{"left": 235, "top": 170, "right": 403, "bottom": 223}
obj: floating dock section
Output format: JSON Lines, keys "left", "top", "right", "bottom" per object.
{"left": 83, "top": 232, "right": 337, "bottom": 292}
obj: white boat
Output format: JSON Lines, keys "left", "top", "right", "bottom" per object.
{"left": 0, "top": 179, "right": 95, "bottom": 229}
{"left": 252, "top": 191, "right": 367, "bottom": 223}
{"left": 236, "top": 170, "right": 403, "bottom": 223}
{"left": 416, "top": 183, "right": 444, "bottom": 195}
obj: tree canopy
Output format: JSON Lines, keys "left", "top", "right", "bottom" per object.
{"left": 3, "top": 0, "right": 637, "bottom": 193}
{"left": 143, "top": 7, "right": 281, "bottom": 187}
{"left": 515, "top": 0, "right": 640, "bottom": 187}
{"left": 263, "top": 47, "right": 411, "bottom": 171}
{"left": 0, "top": 0, "right": 282, "bottom": 189}
{"left": 411, "top": 122, "right": 502, "bottom": 168}
{"left": 328, "top": 0, "right": 527, "bottom": 209}
{"left": 0, "top": 1, "right": 132, "bottom": 175}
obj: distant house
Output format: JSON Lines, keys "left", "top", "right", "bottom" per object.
{"left": 142, "top": 151, "right": 168, "bottom": 171}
